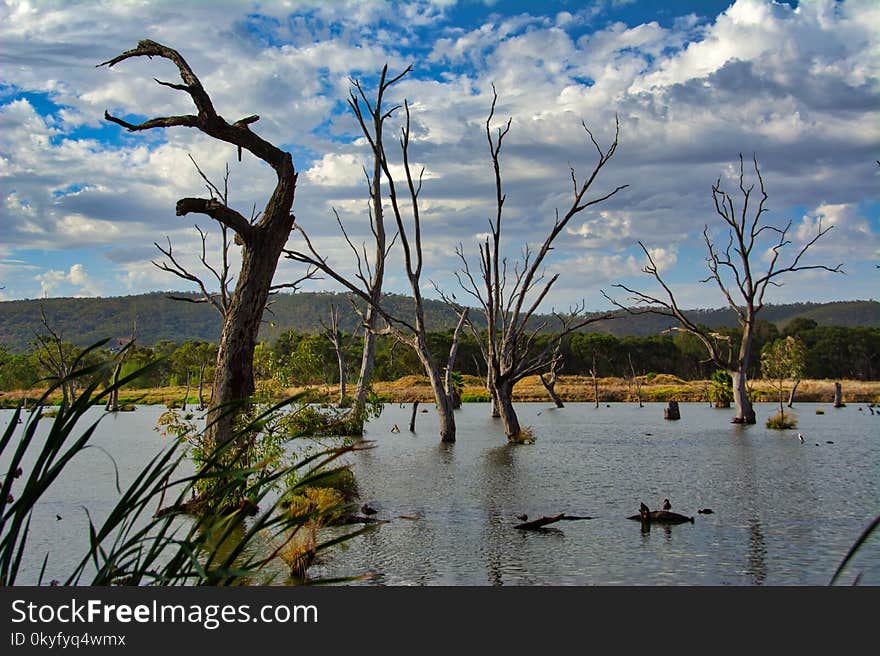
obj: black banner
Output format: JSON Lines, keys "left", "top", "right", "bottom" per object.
{"left": 0, "top": 586, "right": 875, "bottom": 652}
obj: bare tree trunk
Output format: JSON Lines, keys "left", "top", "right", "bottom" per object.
{"left": 496, "top": 380, "right": 522, "bottom": 440}
{"left": 409, "top": 401, "right": 419, "bottom": 432}
{"left": 490, "top": 388, "right": 501, "bottom": 417}
{"left": 416, "top": 340, "right": 456, "bottom": 442}
{"left": 539, "top": 341, "right": 564, "bottom": 408}
{"left": 336, "top": 350, "right": 347, "bottom": 405}
{"left": 591, "top": 353, "right": 600, "bottom": 409}
{"left": 105, "top": 360, "right": 123, "bottom": 412}
{"left": 540, "top": 372, "right": 564, "bottom": 408}
{"left": 353, "top": 328, "right": 375, "bottom": 412}
{"left": 628, "top": 353, "right": 643, "bottom": 408}
{"left": 208, "top": 242, "right": 289, "bottom": 444}
{"left": 197, "top": 362, "right": 207, "bottom": 411}
{"left": 323, "top": 305, "right": 348, "bottom": 405}
{"left": 786, "top": 378, "right": 800, "bottom": 408}
{"left": 444, "top": 308, "right": 468, "bottom": 410}
{"left": 181, "top": 371, "right": 191, "bottom": 411}
{"left": 731, "top": 369, "right": 755, "bottom": 424}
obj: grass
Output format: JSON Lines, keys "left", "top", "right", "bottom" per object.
{"left": 0, "top": 354, "right": 366, "bottom": 586}
{"left": 766, "top": 411, "right": 798, "bottom": 430}
{"left": 3, "top": 376, "right": 879, "bottom": 408}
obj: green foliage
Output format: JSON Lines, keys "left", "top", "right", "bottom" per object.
{"left": 3, "top": 299, "right": 880, "bottom": 393}
{"left": 709, "top": 369, "right": 733, "bottom": 406}
{"left": 1, "top": 355, "right": 364, "bottom": 585}
{"left": 762, "top": 336, "right": 807, "bottom": 414}
{"left": 461, "top": 390, "right": 491, "bottom": 402}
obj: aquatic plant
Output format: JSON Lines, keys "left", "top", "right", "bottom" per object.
{"left": 0, "top": 355, "right": 364, "bottom": 585}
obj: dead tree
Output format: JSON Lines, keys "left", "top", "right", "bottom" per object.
{"left": 627, "top": 352, "right": 643, "bottom": 408}
{"left": 539, "top": 340, "right": 565, "bottom": 408}
{"left": 320, "top": 304, "right": 348, "bottom": 405}
{"left": 290, "top": 66, "right": 405, "bottom": 428}
{"left": 106, "top": 325, "right": 137, "bottom": 412}
{"left": 590, "top": 352, "right": 600, "bottom": 408}
{"left": 289, "top": 67, "right": 459, "bottom": 442}
{"left": 443, "top": 307, "right": 469, "bottom": 409}
{"left": 101, "top": 40, "right": 301, "bottom": 447}
{"left": 34, "top": 306, "right": 77, "bottom": 407}
{"left": 607, "top": 155, "right": 842, "bottom": 424}
{"left": 345, "top": 67, "right": 405, "bottom": 420}
{"left": 455, "top": 89, "right": 625, "bottom": 440}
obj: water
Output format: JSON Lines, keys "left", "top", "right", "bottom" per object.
{"left": 2, "top": 402, "right": 878, "bottom": 585}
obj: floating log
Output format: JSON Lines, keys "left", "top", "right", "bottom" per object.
{"left": 331, "top": 513, "right": 389, "bottom": 526}
{"left": 515, "top": 513, "right": 592, "bottom": 530}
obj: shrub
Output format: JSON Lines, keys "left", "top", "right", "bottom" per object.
{"left": 766, "top": 411, "right": 797, "bottom": 430}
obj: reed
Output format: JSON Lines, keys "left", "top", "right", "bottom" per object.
{"left": 0, "top": 349, "right": 364, "bottom": 586}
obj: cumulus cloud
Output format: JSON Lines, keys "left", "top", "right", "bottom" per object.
{"left": 35, "top": 263, "right": 103, "bottom": 297}
{"left": 0, "top": 0, "right": 877, "bottom": 308}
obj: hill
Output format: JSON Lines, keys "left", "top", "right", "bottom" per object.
{"left": 0, "top": 292, "right": 877, "bottom": 352}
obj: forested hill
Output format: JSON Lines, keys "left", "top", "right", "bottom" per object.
{"left": 0, "top": 292, "right": 877, "bottom": 352}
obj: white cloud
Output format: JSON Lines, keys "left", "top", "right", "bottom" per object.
{"left": 35, "top": 263, "right": 103, "bottom": 297}
{"left": 0, "top": 0, "right": 877, "bottom": 309}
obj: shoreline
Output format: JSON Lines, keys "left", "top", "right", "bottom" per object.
{"left": 2, "top": 374, "right": 878, "bottom": 408}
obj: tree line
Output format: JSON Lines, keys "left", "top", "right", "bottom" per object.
{"left": 3, "top": 318, "right": 876, "bottom": 394}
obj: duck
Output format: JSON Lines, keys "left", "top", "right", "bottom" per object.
{"left": 662, "top": 498, "right": 672, "bottom": 511}
{"left": 361, "top": 503, "right": 378, "bottom": 516}
{"left": 516, "top": 513, "right": 528, "bottom": 522}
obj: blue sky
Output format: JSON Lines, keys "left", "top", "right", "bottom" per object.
{"left": 0, "top": 0, "right": 877, "bottom": 311}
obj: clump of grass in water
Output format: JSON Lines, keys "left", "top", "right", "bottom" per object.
{"left": 0, "top": 348, "right": 366, "bottom": 586}
{"left": 766, "top": 411, "right": 798, "bottom": 430}
{"left": 509, "top": 426, "right": 536, "bottom": 444}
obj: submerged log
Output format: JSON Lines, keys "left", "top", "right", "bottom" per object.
{"left": 515, "top": 513, "right": 593, "bottom": 530}
{"left": 627, "top": 509, "right": 694, "bottom": 524}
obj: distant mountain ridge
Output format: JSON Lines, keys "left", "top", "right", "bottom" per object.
{"left": 0, "top": 292, "right": 877, "bottom": 353}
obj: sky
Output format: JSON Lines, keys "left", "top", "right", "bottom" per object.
{"left": 0, "top": 0, "right": 878, "bottom": 313}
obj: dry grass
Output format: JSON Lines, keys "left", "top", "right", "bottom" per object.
{"left": 3, "top": 376, "right": 879, "bottom": 408}
{"left": 373, "top": 375, "right": 880, "bottom": 404}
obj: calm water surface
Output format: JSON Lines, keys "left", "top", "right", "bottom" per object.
{"left": 3, "top": 401, "right": 878, "bottom": 585}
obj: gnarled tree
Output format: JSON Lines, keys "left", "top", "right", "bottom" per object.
{"left": 100, "top": 40, "right": 299, "bottom": 447}
{"left": 455, "top": 91, "right": 626, "bottom": 440}
{"left": 608, "top": 155, "right": 842, "bottom": 424}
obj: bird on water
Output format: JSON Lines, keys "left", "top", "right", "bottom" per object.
{"left": 662, "top": 498, "right": 672, "bottom": 511}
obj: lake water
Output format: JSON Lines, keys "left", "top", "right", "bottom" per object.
{"left": 3, "top": 401, "right": 878, "bottom": 586}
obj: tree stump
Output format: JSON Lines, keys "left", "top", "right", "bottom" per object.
{"left": 409, "top": 401, "right": 420, "bottom": 431}
{"left": 664, "top": 400, "right": 680, "bottom": 420}
{"left": 833, "top": 382, "right": 845, "bottom": 408}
